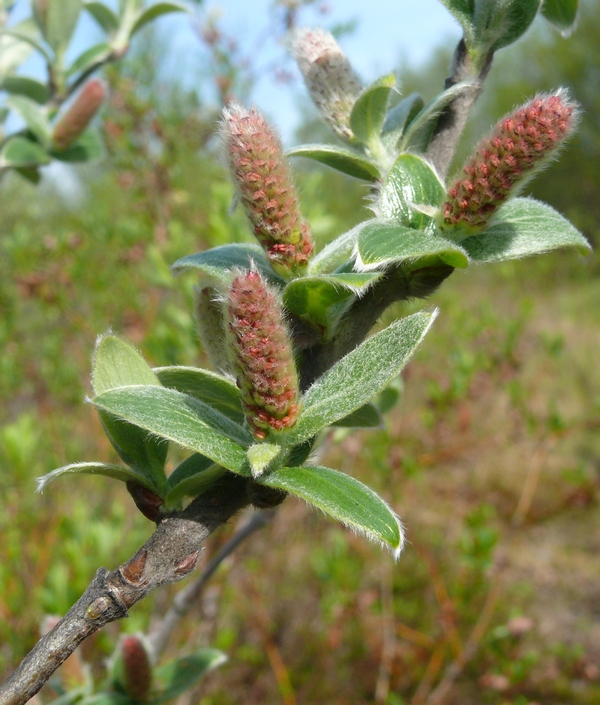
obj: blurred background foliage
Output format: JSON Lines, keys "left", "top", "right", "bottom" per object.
{"left": 1, "top": 0, "right": 599, "bottom": 703}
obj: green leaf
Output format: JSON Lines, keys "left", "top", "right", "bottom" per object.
{"left": 6, "top": 95, "right": 51, "bottom": 146}
{"left": 436, "top": 0, "right": 475, "bottom": 43}
{"left": 282, "top": 272, "right": 381, "bottom": 334}
{"left": 289, "top": 311, "right": 437, "bottom": 443}
{"left": 0, "top": 76, "right": 49, "bottom": 104}
{"left": 167, "top": 453, "right": 216, "bottom": 489}
{"left": 542, "top": 0, "right": 578, "bottom": 35}
{"left": 67, "top": 42, "right": 112, "bottom": 78}
{"left": 380, "top": 93, "right": 425, "bottom": 152}
{"left": 356, "top": 219, "right": 469, "bottom": 270}
{"left": 379, "top": 153, "right": 446, "bottom": 230}
{"left": 0, "top": 28, "right": 53, "bottom": 66}
{"left": 286, "top": 144, "right": 381, "bottom": 182}
{"left": 0, "top": 19, "right": 39, "bottom": 80}
{"left": 172, "top": 243, "right": 284, "bottom": 286}
{"left": 33, "top": 0, "right": 82, "bottom": 55}
{"left": 166, "top": 456, "right": 227, "bottom": 506}
{"left": 130, "top": 1, "right": 189, "bottom": 37}
{"left": 93, "top": 386, "right": 253, "bottom": 475}
{"left": 349, "top": 73, "right": 396, "bottom": 146}
{"left": 400, "top": 81, "right": 477, "bottom": 153}
{"left": 247, "top": 442, "right": 283, "bottom": 478}
{"left": 461, "top": 197, "right": 591, "bottom": 262}
{"left": 155, "top": 366, "right": 244, "bottom": 424}
{"left": 308, "top": 223, "right": 365, "bottom": 275}
{"left": 50, "top": 130, "right": 105, "bottom": 162}
{"left": 332, "top": 403, "right": 383, "bottom": 428}
{"left": 93, "top": 335, "right": 160, "bottom": 394}
{"left": 261, "top": 466, "right": 403, "bottom": 556}
{"left": 472, "top": 0, "right": 541, "bottom": 54}
{"left": 0, "top": 135, "right": 50, "bottom": 168}
{"left": 14, "top": 166, "right": 42, "bottom": 183}
{"left": 84, "top": 1, "right": 120, "bottom": 32}
{"left": 152, "top": 650, "right": 227, "bottom": 704}
{"left": 92, "top": 335, "right": 168, "bottom": 493}
{"left": 37, "top": 461, "right": 158, "bottom": 494}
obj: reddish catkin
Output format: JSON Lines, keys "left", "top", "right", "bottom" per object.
{"left": 226, "top": 270, "right": 299, "bottom": 440}
{"left": 221, "top": 103, "right": 314, "bottom": 277}
{"left": 441, "top": 91, "right": 579, "bottom": 234}
{"left": 52, "top": 79, "right": 107, "bottom": 150}
{"left": 290, "top": 27, "right": 362, "bottom": 142}
{"left": 120, "top": 635, "right": 152, "bottom": 703}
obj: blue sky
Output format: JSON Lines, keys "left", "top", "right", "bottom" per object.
{"left": 8, "top": 0, "right": 462, "bottom": 142}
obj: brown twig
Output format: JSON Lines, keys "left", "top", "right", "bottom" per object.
{"left": 0, "top": 474, "right": 255, "bottom": 705}
{"left": 148, "top": 508, "right": 275, "bottom": 658}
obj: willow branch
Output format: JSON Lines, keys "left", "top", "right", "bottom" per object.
{"left": 148, "top": 509, "right": 275, "bottom": 658}
{"left": 425, "top": 39, "right": 494, "bottom": 181}
{"left": 0, "top": 473, "right": 258, "bottom": 705}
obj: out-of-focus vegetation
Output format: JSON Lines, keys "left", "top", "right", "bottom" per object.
{"left": 1, "top": 2, "right": 600, "bottom": 703}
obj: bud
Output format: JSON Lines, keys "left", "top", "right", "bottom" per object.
{"left": 221, "top": 103, "right": 314, "bottom": 276}
{"left": 226, "top": 270, "right": 299, "bottom": 439}
{"left": 441, "top": 91, "right": 579, "bottom": 235}
{"left": 195, "top": 286, "right": 232, "bottom": 375}
{"left": 290, "top": 27, "right": 362, "bottom": 142}
{"left": 52, "top": 79, "right": 107, "bottom": 150}
{"left": 118, "top": 635, "right": 153, "bottom": 703}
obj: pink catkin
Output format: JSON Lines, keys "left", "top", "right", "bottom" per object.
{"left": 226, "top": 270, "right": 299, "bottom": 439}
{"left": 120, "top": 635, "right": 152, "bottom": 703}
{"left": 52, "top": 79, "right": 107, "bottom": 150}
{"left": 442, "top": 92, "right": 578, "bottom": 233}
{"left": 222, "top": 104, "right": 314, "bottom": 276}
{"left": 290, "top": 28, "right": 362, "bottom": 141}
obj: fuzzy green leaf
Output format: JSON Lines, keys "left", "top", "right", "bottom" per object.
{"left": 50, "top": 130, "right": 105, "bottom": 162}
{"left": 349, "top": 73, "right": 396, "bottom": 145}
{"left": 379, "top": 153, "right": 446, "bottom": 230}
{"left": 0, "top": 135, "right": 50, "bottom": 167}
{"left": 332, "top": 403, "right": 383, "bottom": 428}
{"left": 436, "top": 0, "right": 475, "bottom": 42}
{"left": 172, "top": 243, "right": 283, "bottom": 286}
{"left": 6, "top": 95, "right": 51, "bottom": 146}
{"left": 261, "top": 466, "right": 403, "bottom": 556}
{"left": 84, "top": 1, "right": 120, "bottom": 32}
{"left": 152, "top": 651, "right": 227, "bottom": 703}
{"left": 473, "top": 0, "right": 541, "bottom": 54}
{"left": 289, "top": 311, "right": 436, "bottom": 443}
{"left": 14, "top": 166, "right": 42, "bottom": 184}
{"left": 0, "top": 19, "right": 38, "bottom": 81}
{"left": 155, "top": 366, "right": 244, "bottom": 424}
{"left": 400, "top": 81, "right": 477, "bottom": 153}
{"left": 93, "top": 386, "right": 253, "bottom": 475}
{"left": 283, "top": 272, "right": 381, "bottom": 333}
{"left": 356, "top": 219, "right": 469, "bottom": 270}
{"left": 92, "top": 335, "right": 168, "bottom": 492}
{"left": 462, "top": 197, "right": 591, "bottom": 262}
{"left": 33, "top": 0, "right": 82, "bottom": 55}
{"left": 247, "top": 443, "right": 283, "bottom": 478}
{"left": 166, "top": 456, "right": 227, "bottom": 506}
{"left": 381, "top": 93, "right": 425, "bottom": 152}
{"left": 93, "top": 335, "right": 160, "bottom": 394}
{"left": 286, "top": 144, "right": 381, "bottom": 182}
{"left": 37, "top": 462, "right": 158, "bottom": 495}
{"left": 308, "top": 223, "right": 365, "bottom": 275}
{"left": 130, "top": 1, "right": 189, "bottom": 37}
{"left": 0, "top": 76, "right": 49, "bottom": 104}
{"left": 542, "top": 0, "right": 578, "bottom": 34}
{"left": 67, "top": 43, "right": 112, "bottom": 78}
